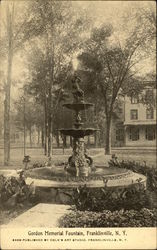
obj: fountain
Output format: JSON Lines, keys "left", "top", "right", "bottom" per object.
{"left": 25, "top": 75, "right": 146, "bottom": 203}
{"left": 59, "top": 74, "right": 97, "bottom": 177}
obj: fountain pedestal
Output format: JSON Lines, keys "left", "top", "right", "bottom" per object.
{"left": 67, "top": 138, "right": 91, "bottom": 177}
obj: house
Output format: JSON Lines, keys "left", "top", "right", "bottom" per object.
{"left": 123, "top": 85, "right": 156, "bottom": 147}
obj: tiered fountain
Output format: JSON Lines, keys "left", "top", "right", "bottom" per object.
{"left": 59, "top": 75, "right": 97, "bottom": 177}
{"left": 25, "top": 75, "right": 146, "bottom": 203}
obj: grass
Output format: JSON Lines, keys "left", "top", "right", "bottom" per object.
{"left": 0, "top": 202, "right": 34, "bottom": 225}
{"left": 0, "top": 147, "right": 156, "bottom": 169}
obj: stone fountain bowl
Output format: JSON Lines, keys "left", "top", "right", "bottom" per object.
{"left": 63, "top": 102, "right": 93, "bottom": 111}
{"left": 59, "top": 128, "right": 97, "bottom": 137}
{"left": 25, "top": 166, "right": 146, "bottom": 204}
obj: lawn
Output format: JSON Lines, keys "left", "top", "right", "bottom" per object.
{"left": 0, "top": 147, "right": 156, "bottom": 169}
{"left": 0, "top": 203, "right": 34, "bottom": 225}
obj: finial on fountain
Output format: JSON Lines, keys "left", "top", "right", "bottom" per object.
{"left": 72, "top": 74, "right": 84, "bottom": 103}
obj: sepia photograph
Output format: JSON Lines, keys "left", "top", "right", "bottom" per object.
{"left": 0, "top": 0, "right": 156, "bottom": 249}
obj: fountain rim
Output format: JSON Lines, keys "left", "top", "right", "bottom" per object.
{"left": 63, "top": 102, "right": 94, "bottom": 111}
{"left": 25, "top": 167, "right": 147, "bottom": 188}
{"left": 58, "top": 127, "right": 100, "bottom": 131}
{"left": 58, "top": 128, "right": 99, "bottom": 137}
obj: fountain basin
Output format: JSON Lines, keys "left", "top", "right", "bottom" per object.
{"left": 59, "top": 128, "right": 97, "bottom": 137}
{"left": 25, "top": 166, "right": 146, "bottom": 204}
{"left": 63, "top": 102, "right": 93, "bottom": 111}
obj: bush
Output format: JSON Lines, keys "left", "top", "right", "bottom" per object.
{"left": 31, "top": 162, "right": 45, "bottom": 169}
{"left": 71, "top": 183, "right": 155, "bottom": 212}
{"left": 0, "top": 171, "right": 38, "bottom": 208}
{"left": 59, "top": 207, "right": 157, "bottom": 227}
{"left": 109, "top": 156, "right": 157, "bottom": 191}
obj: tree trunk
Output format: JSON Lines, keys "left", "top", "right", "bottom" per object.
{"left": 37, "top": 127, "right": 40, "bottom": 144}
{"left": 98, "top": 132, "right": 100, "bottom": 147}
{"left": 44, "top": 101, "right": 48, "bottom": 155}
{"left": 105, "top": 118, "right": 111, "bottom": 155}
{"left": 46, "top": 34, "right": 54, "bottom": 157}
{"left": 94, "top": 132, "right": 98, "bottom": 148}
{"left": 63, "top": 135, "right": 67, "bottom": 148}
{"left": 47, "top": 66, "right": 52, "bottom": 157}
{"left": 56, "top": 131, "right": 60, "bottom": 148}
{"left": 29, "top": 127, "right": 32, "bottom": 147}
{"left": 41, "top": 127, "right": 44, "bottom": 148}
{"left": 87, "top": 136, "right": 90, "bottom": 147}
{"left": 47, "top": 104, "right": 52, "bottom": 157}
{"left": 51, "top": 123, "right": 53, "bottom": 155}
{"left": 4, "top": 97, "right": 11, "bottom": 165}
{"left": 70, "top": 136, "right": 73, "bottom": 148}
{"left": 4, "top": 9, "right": 14, "bottom": 165}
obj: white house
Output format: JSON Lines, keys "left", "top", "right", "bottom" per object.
{"left": 124, "top": 86, "right": 156, "bottom": 147}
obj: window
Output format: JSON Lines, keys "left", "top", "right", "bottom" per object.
{"left": 145, "top": 89, "right": 154, "bottom": 102}
{"left": 130, "top": 109, "right": 138, "bottom": 120}
{"left": 131, "top": 95, "right": 139, "bottom": 104}
{"left": 145, "top": 127, "right": 155, "bottom": 140}
{"left": 146, "top": 107, "right": 154, "bottom": 119}
{"left": 116, "top": 129, "right": 124, "bottom": 141}
{"left": 129, "top": 127, "right": 139, "bottom": 141}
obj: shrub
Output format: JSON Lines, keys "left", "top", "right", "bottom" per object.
{"left": 109, "top": 156, "right": 157, "bottom": 191}
{"left": 31, "top": 162, "right": 45, "bottom": 169}
{"left": 0, "top": 171, "right": 38, "bottom": 208}
{"left": 71, "top": 183, "right": 154, "bottom": 212}
{"left": 59, "top": 207, "right": 157, "bottom": 227}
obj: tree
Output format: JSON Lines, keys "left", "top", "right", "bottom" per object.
{"left": 0, "top": 0, "right": 91, "bottom": 163}
{"left": 2, "top": 2, "right": 15, "bottom": 165}
{"left": 24, "top": 0, "right": 91, "bottom": 156}
{"left": 25, "top": 44, "right": 73, "bottom": 155}
{"left": 78, "top": 22, "right": 154, "bottom": 154}
{"left": 14, "top": 94, "right": 44, "bottom": 146}
{"left": 0, "top": 1, "right": 44, "bottom": 165}
{"left": 122, "top": 1, "right": 156, "bottom": 55}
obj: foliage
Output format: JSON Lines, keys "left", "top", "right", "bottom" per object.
{"left": 23, "top": 155, "right": 31, "bottom": 170}
{"left": 14, "top": 94, "right": 44, "bottom": 132}
{"left": 0, "top": 203, "right": 33, "bottom": 225}
{"left": 31, "top": 162, "right": 46, "bottom": 169}
{"left": 0, "top": 172, "right": 37, "bottom": 208}
{"left": 59, "top": 207, "right": 157, "bottom": 227}
{"left": 77, "top": 23, "right": 147, "bottom": 154}
{"left": 122, "top": 1, "right": 156, "bottom": 55}
{"left": 23, "top": 155, "right": 31, "bottom": 163}
{"left": 24, "top": 1, "right": 91, "bottom": 156}
{"left": 109, "top": 156, "right": 157, "bottom": 191}
{"left": 71, "top": 183, "right": 155, "bottom": 212}
{"left": 1, "top": 1, "right": 42, "bottom": 165}
{"left": 29, "top": 157, "right": 54, "bottom": 169}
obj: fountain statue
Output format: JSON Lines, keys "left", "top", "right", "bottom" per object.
{"left": 59, "top": 75, "right": 97, "bottom": 177}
